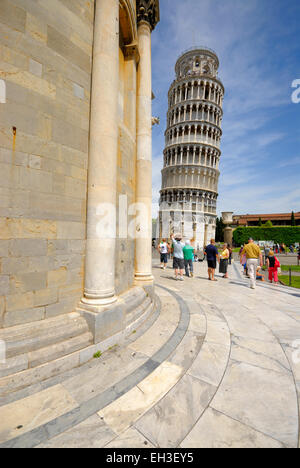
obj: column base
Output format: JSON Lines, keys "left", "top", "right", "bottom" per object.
{"left": 77, "top": 285, "right": 155, "bottom": 344}
{"left": 134, "top": 274, "right": 155, "bottom": 300}
{"left": 134, "top": 274, "right": 154, "bottom": 286}
{"left": 77, "top": 298, "right": 124, "bottom": 345}
{"left": 80, "top": 295, "right": 117, "bottom": 308}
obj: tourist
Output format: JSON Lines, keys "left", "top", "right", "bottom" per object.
{"left": 219, "top": 243, "right": 230, "bottom": 279}
{"left": 228, "top": 245, "right": 233, "bottom": 265}
{"left": 241, "top": 253, "right": 248, "bottom": 276}
{"left": 183, "top": 240, "right": 195, "bottom": 278}
{"left": 256, "top": 266, "right": 265, "bottom": 282}
{"left": 264, "top": 245, "right": 270, "bottom": 258}
{"left": 171, "top": 234, "right": 185, "bottom": 281}
{"left": 204, "top": 239, "right": 220, "bottom": 281}
{"left": 240, "top": 238, "right": 263, "bottom": 289}
{"left": 158, "top": 238, "right": 169, "bottom": 270}
{"left": 266, "top": 250, "right": 280, "bottom": 285}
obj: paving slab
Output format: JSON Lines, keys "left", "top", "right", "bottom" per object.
{"left": 0, "top": 384, "right": 78, "bottom": 445}
{"left": 134, "top": 374, "right": 216, "bottom": 448}
{"left": 188, "top": 341, "right": 230, "bottom": 387}
{"left": 231, "top": 335, "right": 291, "bottom": 375}
{"left": 211, "top": 360, "right": 298, "bottom": 447}
{"left": 36, "top": 414, "right": 116, "bottom": 448}
{"left": 181, "top": 407, "right": 285, "bottom": 448}
{"left": 98, "top": 361, "right": 184, "bottom": 436}
{"left": 105, "top": 427, "right": 154, "bottom": 448}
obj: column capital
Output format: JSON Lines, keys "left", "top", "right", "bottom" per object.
{"left": 136, "top": 0, "right": 160, "bottom": 31}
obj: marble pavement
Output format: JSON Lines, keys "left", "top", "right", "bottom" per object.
{"left": 0, "top": 259, "right": 299, "bottom": 448}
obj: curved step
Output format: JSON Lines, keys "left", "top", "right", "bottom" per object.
{"left": 109, "top": 295, "right": 231, "bottom": 448}
{"left": 0, "top": 313, "right": 89, "bottom": 358}
{"left": 0, "top": 285, "right": 191, "bottom": 448}
{"left": 0, "top": 296, "right": 158, "bottom": 408}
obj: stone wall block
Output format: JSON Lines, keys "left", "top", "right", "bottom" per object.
{"left": 10, "top": 271, "right": 47, "bottom": 294}
{"left": 4, "top": 307, "right": 45, "bottom": 328}
{"left": 8, "top": 239, "right": 47, "bottom": 258}
{"left": 0, "top": 276, "right": 9, "bottom": 295}
{"left": 47, "top": 25, "right": 91, "bottom": 73}
{"left": 0, "top": 0, "right": 26, "bottom": 33}
{"left": 0, "top": 296, "right": 5, "bottom": 328}
{"left": 45, "top": 297, "right": 78, "bottom": 319}
{"left": 6, "top": 292, "right": 35, "bottom": 313}
{"left": 33, "top": 288, "right": 58, "bottom": 308}
{"left": 47, "top": 268, "right": 68, "bottom": 287}
{"left": 0, "top": 241, "right": 9, "bottom": 257}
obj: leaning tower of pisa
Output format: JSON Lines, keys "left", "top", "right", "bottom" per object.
{"left": 158, "top": 47, "right": 224, "bottom": 250}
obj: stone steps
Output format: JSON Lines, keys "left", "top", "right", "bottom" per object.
{"left": 0, "top": 285, "right": 189, "bottom": 447}
{"left": 34, "top": 285, "right": 230, "bottom": 449}
{"left": 32, "top": 263, "right": 300, "bottom": 449}
{"left": 3, "top": 263, "right": 298, "bottom": 449}
{"left": 0, "top": 312, "right": 83, "bottom": 343}
{"left": 0, "top": 312, "right": 94, "bottom": 397}
{"left": 0, "top": 293, "right": 157, "bottom": 405}
{"left": 0, "top": 332, "right": 94, "bottom": 380}
{"left": 104, "top": 294, "right": 231, "bottom": 448}
{"left": 2, "top": 314, "right": 89, "bottom": 359}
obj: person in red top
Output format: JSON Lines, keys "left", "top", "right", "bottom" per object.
{"left": 266, "top": 250, "right": 280, "bottom": 284}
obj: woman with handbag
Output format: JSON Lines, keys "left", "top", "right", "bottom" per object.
{"left": 266, "top": 251, "right": 280, "bottom": 284}
{"left": 219, "top": 243, "right": 230, "bottom": 279}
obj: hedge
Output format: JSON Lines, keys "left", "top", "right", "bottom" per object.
{"left": 233, "top": 227, "right": 300, "bottom": 246}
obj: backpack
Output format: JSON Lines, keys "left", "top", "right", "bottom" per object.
{"left": 274, "top": 257, "right": 280, "bottom": 269}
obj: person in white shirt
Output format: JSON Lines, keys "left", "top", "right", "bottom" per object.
{"left": 158, "top": 239, "right": 170, "bottom": 270}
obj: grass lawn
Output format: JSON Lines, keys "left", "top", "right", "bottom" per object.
{"left": 279, "top": 275, "right": 300, "bottom": 289}
{"left": 281, "top": 265, "right": 300, "bottom": 272}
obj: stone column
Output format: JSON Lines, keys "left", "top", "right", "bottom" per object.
{"left": 204, "top": 222, "right": 209, "bottom": 247}
{"left": 222, "top": 212, "right": 234, "bottom": 246}
{"left": 135, "top": 19, "right": 154, "bottom": 287}
{"left": 80, "top": 0, "right": 119, "bottom": 310}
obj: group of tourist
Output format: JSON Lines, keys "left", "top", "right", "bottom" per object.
{"left": 158, "top": 235, "right": 232, "bottom": 283}
{"left": 158, "top": 236, "right": 195, "bottom": 280}
{"left": 158, "top": 235, "right": 282, "bottom": 289}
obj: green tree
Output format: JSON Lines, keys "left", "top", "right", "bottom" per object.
{"left": 263, "top": 220, "right": 273, "bottom": 228}
{"left": 291, "top": 211, "right": 296, "bottom": 226}
{"left": 215, "top": 217, "right": 225, "bottom": 242}
{"left": 258, "top": 217, "right": 263, "bottom": 226}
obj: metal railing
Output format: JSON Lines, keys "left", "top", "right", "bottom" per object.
{"left": 179, "top": 46, "right": 218, "bottom": 58}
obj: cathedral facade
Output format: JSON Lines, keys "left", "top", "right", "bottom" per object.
{"left": 0, "top": 0, "right": 159, "bottom": 394}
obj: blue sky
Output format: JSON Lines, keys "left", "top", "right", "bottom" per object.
{"left": 151, "top": 0, "right": 300, "bottom": 218}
